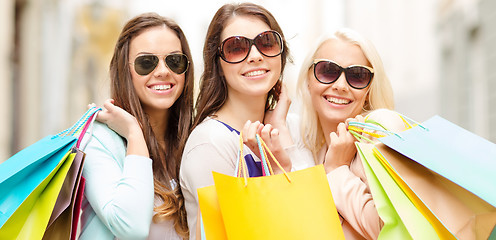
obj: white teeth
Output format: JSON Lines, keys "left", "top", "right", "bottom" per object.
{"left": 152, "top": 84, "right": 172, "bottom": 91}
{"left": 325, "top": 97, "right": 350, "bottom": 105}
{"left": 244, "top": 70, "right": 266, "bottom": 77}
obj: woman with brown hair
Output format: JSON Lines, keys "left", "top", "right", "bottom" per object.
{"left": 179, "top": 3, "right": 311, "bottom": 239}
{"left": 80, "top": 12, "right": 193, "bottom": 239}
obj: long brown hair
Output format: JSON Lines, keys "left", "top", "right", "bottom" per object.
{"left": 193, "top": 2, "right": 291, "bottom": 128}
{"left": 109, "top": 12, "right": 193, "bottom": 238}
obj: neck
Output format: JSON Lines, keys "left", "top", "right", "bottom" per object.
{"left": 215, "top": 93, "right": 266, "bottom": 131}
{"left": 147, "top": 109, "right": 169, "bottom": 144}
{"left": 319, "top": 117, "right": 339, "bottom": 146}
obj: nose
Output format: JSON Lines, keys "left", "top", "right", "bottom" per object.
{"left": 246, "top": 44, "right": 263, "bottom": 63}
{"left": 153, "top": 59, "right": 171, "bottom": 78}
{"left": 332, "top": 72, "right": 349, "bottom": 91}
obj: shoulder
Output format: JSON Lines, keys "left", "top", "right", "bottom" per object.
{"left": 181, "top": 118, "right": 240, "bottom": 169}
{"left": 365, "top": 109, "right": 409, "bottom": 133}
{"left": 90, "top": 122, "right": 123, "bottom": 142}
{"left": 184, "top": 118, "right": 238, "bottom": 152}
{"left": 83, "top": 121, "right": 126, "bottom": 158}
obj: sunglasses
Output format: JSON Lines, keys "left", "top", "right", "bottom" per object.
{"left": 312, "top": 59, "right": 374, "bottom": 89}
{"left": 219, "top": 30, "right": 283, "bottom": 64}
{"left": 132, "top": 53, "right": 189, "bottom": 76}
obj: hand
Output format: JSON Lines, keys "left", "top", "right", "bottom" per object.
{"left": 263, "top": 84, "right": 293, "bottom": 148}
{"left": 90, "top": 99, "right": 142, "bottom": 140}
{"left": 242, "top": 120, "right": 292, "bottom": 174}
{"left": 89, "top": 99, "right": 149, "bottom": 157}
{"left": 323, "top": 122, "right": 357, "bottom": 173}
{"left": 264, "top": 84, "right": 291, "bottom": 129}
{"left": 345, "top": 114, "right": 365, "bottom": 126}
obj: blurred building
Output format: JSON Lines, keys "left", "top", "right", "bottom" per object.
{"left": 1, "top": 0, "right": 124, "bottom": 162}
{"left": 437, "top": 0, "right": 496, "bottom": 142}
{"left": 0, "top": 0, "right": 14, "bottom": 161}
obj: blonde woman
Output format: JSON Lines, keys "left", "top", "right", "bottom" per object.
{"left": 295, "top": 28, "right": 400, "bottom": 239}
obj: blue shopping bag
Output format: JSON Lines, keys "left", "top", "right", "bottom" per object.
{"left": 0, "top": 107, "right": 99, "bottom": 230}
{"left": 378, "top": 115, "right": 496, "bottom": 207}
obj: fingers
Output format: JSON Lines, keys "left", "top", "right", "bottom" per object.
{"left": 102, "top": 99, "right": 116, "bottom": 112}
{"left": 94, "top": 99, "right": 115, "bottom": 123}
{"left": 329, "top": 131, "right": 338, "bottom": 145}
{"left": 345, "top": 114, "right": 365, "bottom": 125}
{"left": 337, "top": 122, "right": 348, "bottom": 136}
{"left": 355, "top": 115, "right": 365, "bottom": 122}
{"left": 259, "top": 124, "right": 273, "bottom": 140}
{"left": 87, "top": 103, "right": 96, "bottom": 109}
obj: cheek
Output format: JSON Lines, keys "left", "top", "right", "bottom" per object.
{"left": 308, "top": 81, "right": 324, "bottom": 104}
{"left": 353, "top": 89, "right": 368, "bottom": 105}
{"left": 219, "top": 62, "right": 236, "bottom": 82}
{"left": 175, "top": 75, "right": 186, "bottom": 92}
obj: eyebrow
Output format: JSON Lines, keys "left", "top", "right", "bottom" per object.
{"left": 134, "top": 50, "right": 183, "bottom": 56}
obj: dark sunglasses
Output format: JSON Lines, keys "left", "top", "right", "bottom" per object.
{"left": 132, "top": 53, "right": 189, "bottom": 76}
{"left": 219, "top": 30, "right": 283, "bottom": 64}
{"left": 312, "top": 59, "right": 374, "bottom": 89}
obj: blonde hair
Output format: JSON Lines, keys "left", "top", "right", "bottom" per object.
{"left": 297, "top": 28, "right": 394, "bottom": 158}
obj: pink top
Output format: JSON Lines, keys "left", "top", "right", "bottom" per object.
{"left": 317, "top": 146, "right": 382, "bottom": 239}
{"left": 291, "top": 109, "right": 407, "bottom": 239}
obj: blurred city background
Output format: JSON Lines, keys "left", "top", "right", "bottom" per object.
{"left": 1, "top": 0, "right": 495, "bottom": 162}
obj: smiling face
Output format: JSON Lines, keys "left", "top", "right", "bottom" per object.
{"left": 129, "top": 25, "right": 185, "bottom": 115}
{"left": 308, "top": 38, "right": 371, "bottom": 125}
{"left": 219, "top": 16, "right": 282, "bottom": 101}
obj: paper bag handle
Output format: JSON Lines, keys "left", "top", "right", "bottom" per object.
{"left": 347, "top": 111, "right": 428, "bottom": 143}
{"left": 236, "top": 133, "right": 292, "bottom": 186}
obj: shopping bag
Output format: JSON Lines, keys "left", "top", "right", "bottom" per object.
{"left": 378, "top": 115, "right": 496, "bottom": 207}
{"left": 354, "top": 143, "right": 410, "bottom": 240}
{"left": 356, "top": 142, "right": 454, "bottom": 240}
{"left": 0, "top": 107, "right": 99, "bottom": 239}
{"left": 374, "top": 143, "right": 496, "bottom": 240}
{"left": 42, "top": 148, "right": 85, "bottom": 240}
{"left": 199, "top": 133, "right": 344, "bottom": 240}
{"left": 42, "top": 110, "right": 96, "bottom": 240}
{"left": 197, "top": 185, "right": 227, "bottom": 240}
{"left": 0, "top": 136, "right": 76, "bottom": 226}
{"left": 350, "top": 112, "right": 496, "bottom": 239}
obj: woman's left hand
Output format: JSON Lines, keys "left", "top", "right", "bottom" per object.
{"left": 263, "top": 84, "right": 291, "bottom": 129}
{"left": 263, "top": 84, "right": 294, "bottom": 149}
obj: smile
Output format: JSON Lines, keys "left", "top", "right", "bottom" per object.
{"left": 325, "top": 96, "right": 351, "bottom": 105}
{"left": 243, "top": 70, "right": 267, "bottom": 77}
{"left": 151, "top": 84, "right": 172, "bottom": 91}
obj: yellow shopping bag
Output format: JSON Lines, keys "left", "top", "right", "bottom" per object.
{"left": 198, "top": 134, "right": 344, "bottom": 240}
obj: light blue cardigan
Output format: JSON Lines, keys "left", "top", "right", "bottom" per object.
{"left": 79, "top": 122, "right": 154, "bottom": 240}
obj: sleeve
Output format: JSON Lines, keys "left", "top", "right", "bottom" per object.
{"left": 82, "top": 128, "right": 154, "bottom": 240}
{"left": 180, "top": 136, "right": 237, "bottom": 240}
{"left": 326, "top": 163, "right": 382, "bottom": 239}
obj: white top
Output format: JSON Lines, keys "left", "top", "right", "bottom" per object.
{"left": 179, "top": 115, "right": 312, "bottom": 239}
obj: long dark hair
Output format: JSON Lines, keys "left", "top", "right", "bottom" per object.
{"left": 109, "top": 12, "right": 193, "bottom": 238}
{"left": 193, "top": 2, "right": 291, "bottom": 129}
